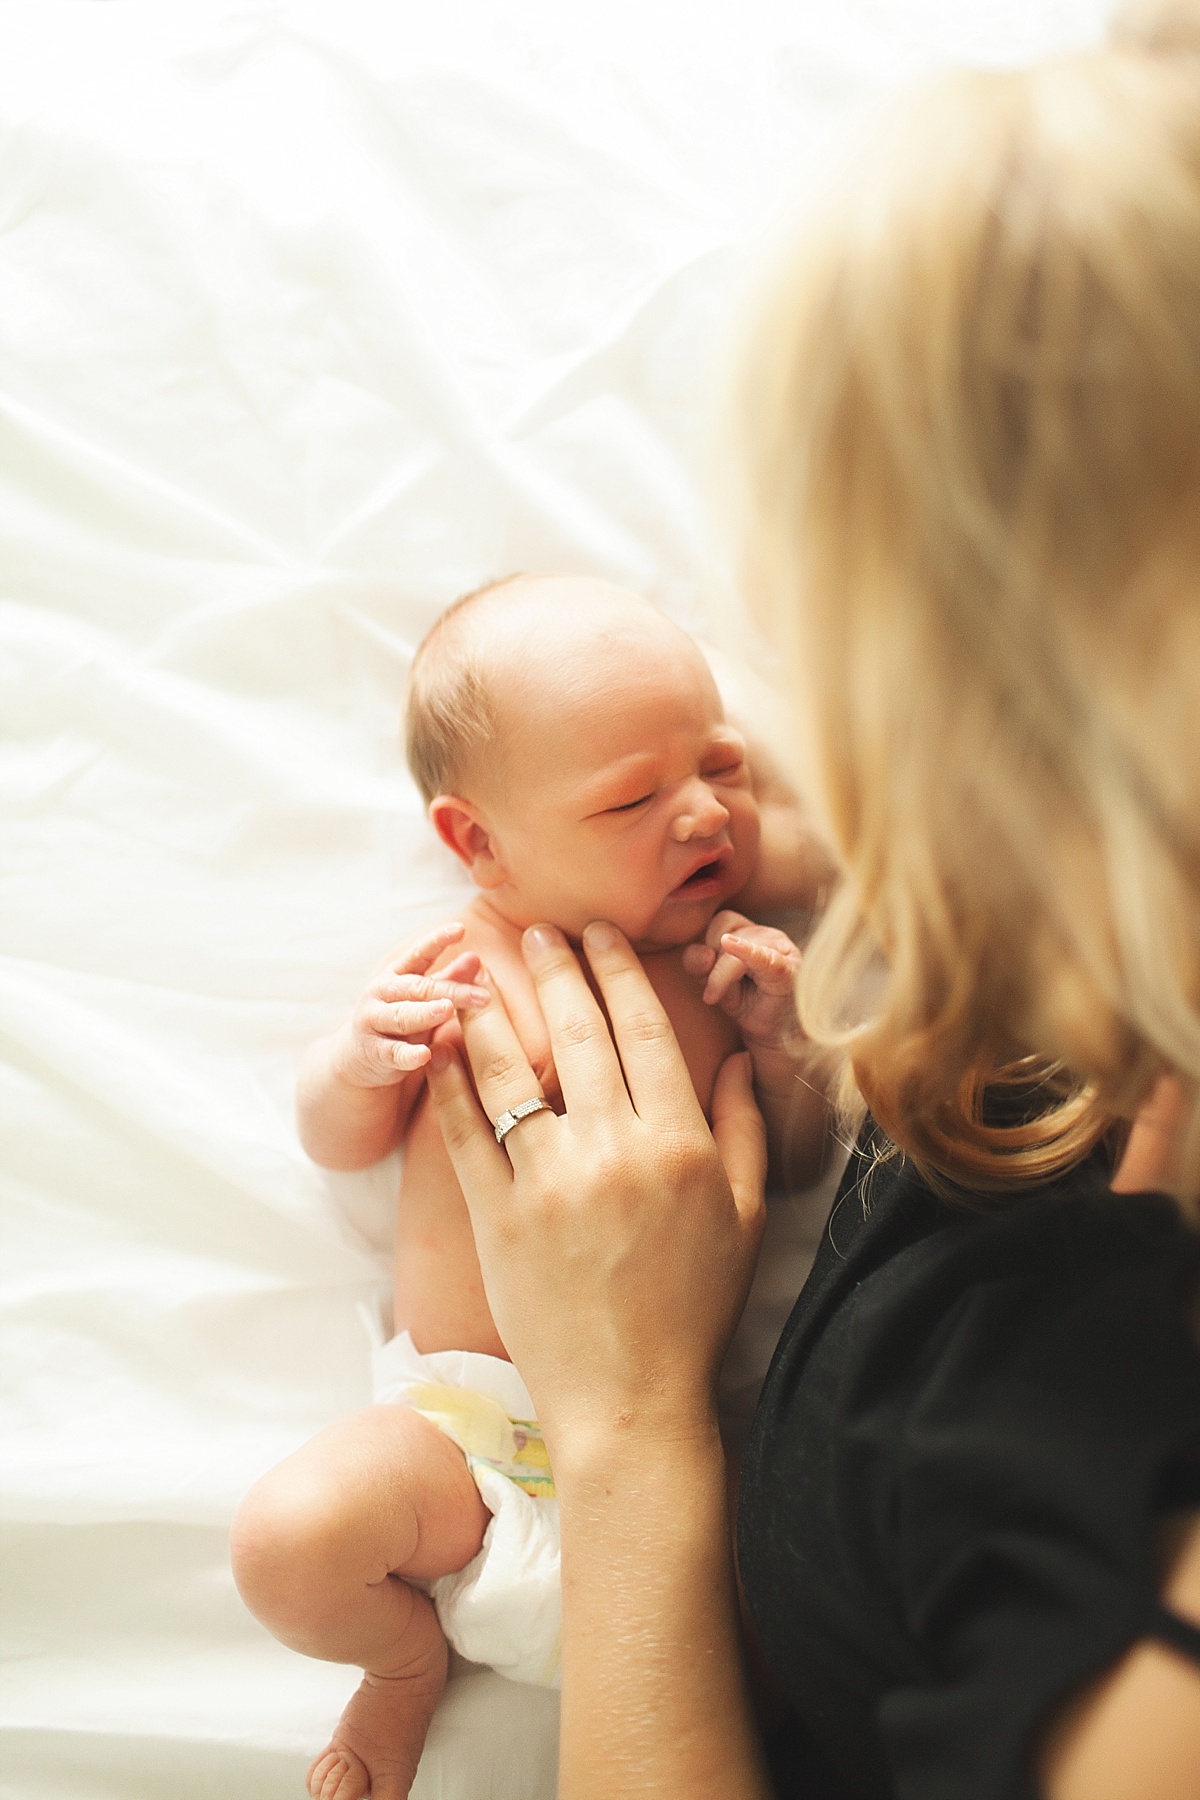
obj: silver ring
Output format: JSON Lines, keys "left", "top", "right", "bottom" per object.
{"left": 493, "top": 1097, "right": 550, "bottom": 1145}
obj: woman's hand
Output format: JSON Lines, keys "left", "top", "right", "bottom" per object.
{"left": 425, "top": 919, "right": 767, "bottom": 1445}
{"left": 427, "top": 919, "right": 774, "bottom": 1799}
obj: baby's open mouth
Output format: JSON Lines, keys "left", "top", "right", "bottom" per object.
{"left": 682, "top": 860, "right": 721, "bottom": 888}
{"left": 670, "top": 857, "right": 727, "bottom": 898}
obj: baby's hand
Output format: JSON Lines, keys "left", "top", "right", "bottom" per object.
{"left": 334, "top": 921, "right": 489, "bottom": 1088}
{"left": 682, "top": 911, "right": 802, "bottom": 1053}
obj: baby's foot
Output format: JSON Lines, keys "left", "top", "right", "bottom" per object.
{"left": 306, "top": 1649, "right": 447, "bottom": 1800}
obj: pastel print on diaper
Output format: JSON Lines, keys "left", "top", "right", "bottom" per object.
{"left": 404, "top": 1381, "right": 556, "bottom": 1497}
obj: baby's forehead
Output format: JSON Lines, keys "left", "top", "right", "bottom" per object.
{"left": 487, "top": 612, "right": 720, "bottom": 739}
{"left": 467, "top": 580, "right": 710, "bottom": 690}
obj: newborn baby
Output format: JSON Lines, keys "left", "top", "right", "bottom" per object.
{"left": 231, "top": 575, "right": 831, "bottom": 1800}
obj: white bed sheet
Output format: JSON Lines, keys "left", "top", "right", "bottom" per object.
{"left": 1, "top": 4, "right": 1111, "bottom": 1796}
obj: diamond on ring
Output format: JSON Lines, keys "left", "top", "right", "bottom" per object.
{"left": 493, "top": 1097, "right": 550, "bottom": 1145}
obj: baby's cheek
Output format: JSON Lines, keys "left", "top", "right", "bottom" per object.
{"left": 733, "top": 800, "right": 762, "bottom": 873}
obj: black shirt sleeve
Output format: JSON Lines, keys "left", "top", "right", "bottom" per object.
{"left": 739, "top": 1139, "right": 1200, "bottom": 1800}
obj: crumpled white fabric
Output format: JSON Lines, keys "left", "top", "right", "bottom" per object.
{"left": 0, "top": 2, "right": 1111, "bottom": 1796}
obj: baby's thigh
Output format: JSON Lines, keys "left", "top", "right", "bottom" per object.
{"left": 232, "top": 1405, "right": 489, "bottom": 1610}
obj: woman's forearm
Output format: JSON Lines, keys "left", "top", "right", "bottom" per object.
{"left": 554, "top": 1419, "right": 773, "bottom": 1800}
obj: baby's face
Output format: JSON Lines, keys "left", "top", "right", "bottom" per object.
{"left": 476, "top": 611, "right": 760, "bottom": 952}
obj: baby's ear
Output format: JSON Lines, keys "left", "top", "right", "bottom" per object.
{"left": 429, "top": 795, "right": 505, "bottom": 887}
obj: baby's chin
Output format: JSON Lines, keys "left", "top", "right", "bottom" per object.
{"left": 627, "top": 902, "right": 724, "bottom": 956}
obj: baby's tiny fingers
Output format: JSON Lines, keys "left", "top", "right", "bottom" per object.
{"left": 720, "top": 933, "right": 797, "bottom": 991}
{"left": 384, "top": 973, "right": 488, "bottom": 1009}
{"left": 704, "top": 951, "right": 750, "bottom": 1006}
{"left": 391, "top": 1041, "right": 432, "bottom": 1072}
{"left": 682, "top": 942, "right": 717, "bottom": 978}
{"left": 390, "top": 921, "right": 466, "bottom": 977}
{"left": 366, "top": 996, "right": 454, "bottom": 1039}
{"left": 440, "top": 950, "right": 483, "bottom": 985}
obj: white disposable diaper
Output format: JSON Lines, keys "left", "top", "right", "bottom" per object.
{"left": 373, "top": 1332, "right": 561, "bottom": 1690}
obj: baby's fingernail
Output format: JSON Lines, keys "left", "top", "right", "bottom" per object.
{"left": 524, "top": 924, "right": 564, "bottom": 958}
{"left": 461, "top": 986, "right": 490, "bottom": 1010}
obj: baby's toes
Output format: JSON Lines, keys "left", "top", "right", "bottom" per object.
{"left": 306, "top": 1745, "right": 370, "bottom": 1800}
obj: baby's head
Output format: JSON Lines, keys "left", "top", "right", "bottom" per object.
{"left": 406, "top": 575, "right": 760, "bottom": 951}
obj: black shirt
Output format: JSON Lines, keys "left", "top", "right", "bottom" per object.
{"left": 738, "top": 1125, "right": 1200, "bottom": 1800}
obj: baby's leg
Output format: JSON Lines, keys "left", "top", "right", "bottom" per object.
{"left": 231, "top": 1405, "right": 490, "bottom": 1800}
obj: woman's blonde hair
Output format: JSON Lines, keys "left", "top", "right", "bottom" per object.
{"left": 738, "top": 3, "right": 1200, "bottom": 1199}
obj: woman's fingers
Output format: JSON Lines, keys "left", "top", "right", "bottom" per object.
{"left": 710, "top": 1052, "right": 768, "bottom": 1230}
{"left": 578, "top": 922, "right": 705, "bottom": 1127}
{"left": 425, "top": 1040, "right": 515, "bottom": 1206}
{"left": 520, "top": 926, "right": 636, "bottom": 1124}
{"left": 451, "top": 969, "right": 556, "bottom": 1157}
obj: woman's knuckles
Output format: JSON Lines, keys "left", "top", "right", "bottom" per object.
{"left": 621, "top": 1005, "right": 674, "bottom": 1049}
{"left": 555, "top": 1007, "right": 600, "bottom": 1051}
{"left": 472, "top": 1043, "right": 534, "bottom": 1095}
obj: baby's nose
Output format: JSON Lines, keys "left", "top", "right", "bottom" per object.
{"left": 670, "top": 783, "right": 730, "bottom": 842}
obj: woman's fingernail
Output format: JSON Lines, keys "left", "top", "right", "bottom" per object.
{"left": 524, "top": 924, "right": 564, "bottom": 957}
{"left": 583, "top": 921, "right": 619, "bottom": 951}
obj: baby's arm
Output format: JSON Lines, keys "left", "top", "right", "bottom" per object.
{"left": 297, "top": 922, "right": 488, "bottom": 1171}
{"left": 683, "top": 912, "right": 832, "bottom": 1189}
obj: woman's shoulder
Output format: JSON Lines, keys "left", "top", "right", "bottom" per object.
{"left": 778, "top": 1128, "right": 1200, "bottom": 1427}
{"left": 821, "top": 1122, "right": 1200, "bottom": 1303}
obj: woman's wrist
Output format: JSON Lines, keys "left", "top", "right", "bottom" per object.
{"left": 552, "top": 1398, "right": 772, "bottom": 1800}
{"left": 546, "top": 1394, "right": 724, "bottom": 1492}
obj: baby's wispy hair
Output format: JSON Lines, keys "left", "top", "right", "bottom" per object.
{"left": 404, "top": 575, "right": 525, "bottom": 805}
